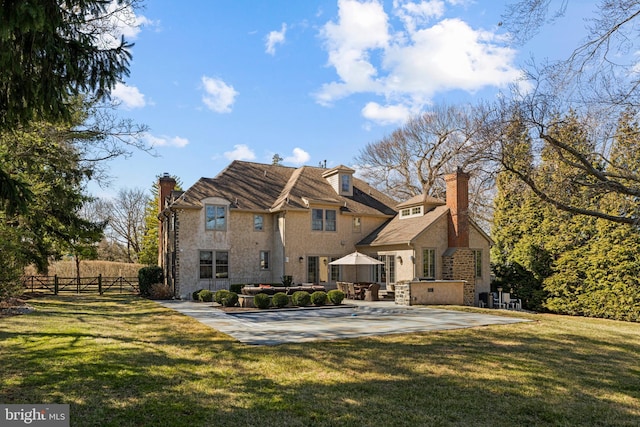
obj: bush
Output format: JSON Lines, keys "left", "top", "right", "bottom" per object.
{"left": 149, "top": 284, "right": 173, "bottom": 300}
{"left": 311, "top": 291, "right": 327, "bottom": 306}
{"left": 222, "top": 291, "right": 239, "bottom": 307}
{"left": 138, "top": 266, "right": 164, "bottom": 298}
{"left": 254, "top": 293, "right": 271, "bottom": 309}
{"left": 291, "top": 291, "right": 310, "bottom": 307}
{"left": 229, "top": 284, "right": 244, "bottom": 294}
{"left": 281, "top": 275, "right": 293, "bottom": 287}
{"left": 214, "top": 289, "right": 230, "bottom": 304}
{"left": 198, "top": 290, "right": 213, "bottom": 302}
{"left": 192, "top": 289, "right": 205, "bottom": 301}
{"left": 272, "top": 292, "right": 289, "bottom": 308}
{"left": 327, "top": 289, "right": 345, "bottom": 305}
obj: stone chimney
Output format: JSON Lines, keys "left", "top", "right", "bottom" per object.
{"left": 445, "top": 167, "right": 470, "bottom": 248}
{"left": 158, "top": 173, "right": 176, "bottom": 265}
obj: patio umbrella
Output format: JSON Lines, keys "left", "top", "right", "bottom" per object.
{"left": 329, "top": 251, "right": 383, "bottom": 282}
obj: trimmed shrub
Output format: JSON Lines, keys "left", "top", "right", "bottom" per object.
{"left": 138, "top": 266, "right": 163, "bottom": 297}
{"left": 311, "top": 291, "right": 327, "bottom": 306}
{"left": 272, "top": 292, "right": 289, "bottom": 308}
{"left": 327, "top": 289, "right": 345, "bottom": 305}
{"left": 229, "top": 284, "right": 244, "bottom": 294}
{"left": 254, "top": 293, "right": 271, "bottom": 309}
{"left": 291, "top": 291, "right": 310, "bottom": 307}
{"left": 149, "top": 284, "right": 173, "bottom": 300}
{"left": 198, "top": 290, "right": 213, "bottom": 302}
{"left": 192, "top": 289, "right": 205, "bottom": 301}
{"left": 214, "top": 289, "right": 230, "bottom": 304}
{"left": 222, "top": 291, "right": 239, "bottom": 307}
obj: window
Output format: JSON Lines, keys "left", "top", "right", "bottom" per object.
{"left": 312, "top": 209, "right": 323, "bottom": 230}
{"left": 352, "top": 217, "right": 361, "bottom": 233}
{"left": 199, "top": 251, "right": 213, "bottom": 279}
{"left": 205, "top": 205, "right": 226, "bottom": 230}
{"left": 254, "top": 214, "right": 263, "bottom": 231}
{"left": 341, "top": 174, "right": 350, "bottom": 192}
{"left": 473, "top": 249, "right": 482, "bottom": 278}
{"left": 401, "top": 206, "right": 423, "bottom": 219}
{"left": 325, "top": 210, "right": 336, "bottom": 231}
{"left": 311, "top": 208, "right": 337, "bottom": 231}
{"left": 216, "top": 251, "right": 229, "bottom": 278}
{"left": 199, "top": 250, "right": 229, "bottom": 279}
{"left": 330, "top": 257, "right": 340, "bottom": 281}
{"left": 260, "top": 251, "right": 270, "bottom": 270}
{"left": 422, "top": 248, "right": 436, "bottom": 279}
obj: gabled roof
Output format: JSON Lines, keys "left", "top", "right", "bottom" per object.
{"left": 357, "top": 205, "right": 450, "bottom": 246}
{"left": 169, "top": 160, "right": 397, "bottom": 217}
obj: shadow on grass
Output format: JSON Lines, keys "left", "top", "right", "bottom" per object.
{"left": 1, "top": 295, "right": 639, "bottom": 426}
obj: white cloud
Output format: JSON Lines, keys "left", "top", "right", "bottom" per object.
{"left": 284, "top": 148, "right": 311, "bottom": 165}
{"left": 224, "top": 144, "right": 256, "bottom": 161}
{"left": 201, "top": 76, "right": 238, "bottom": 113}
{"left": 266, "top": 23, "right": 287, "bottom": 55}
{"left": 111, "top": 82, "right": 146, "bottom": 109}
{"left": 316, "top": 0, "right": 521, "bottom": 125}
{"left": 145, "top": 133, "right": 189, "bottom": 148}
{"left": 361, "top": 102, "right": 412, "bottom": 125}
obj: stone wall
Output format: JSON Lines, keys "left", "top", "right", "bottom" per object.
{"left": 394, "top": 280, "right": 466, "bottom": 305}
{"left": 442, "top": 247, "right": 475, "bottom": 306}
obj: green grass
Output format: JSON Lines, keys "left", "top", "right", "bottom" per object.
{"left": 1, "top": 296, "right": 639, "bottom": 426}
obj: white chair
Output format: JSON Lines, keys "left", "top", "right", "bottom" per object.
{"left": 492, "top": 292, "right": 506, "bottom": 309}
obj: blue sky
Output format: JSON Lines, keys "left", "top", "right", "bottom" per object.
{"left": 92, "top": 0, "right": 596, "bottom": 198}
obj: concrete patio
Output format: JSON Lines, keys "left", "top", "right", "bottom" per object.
{"left": 156, "top": 299, "right": 532, "bottom": 346}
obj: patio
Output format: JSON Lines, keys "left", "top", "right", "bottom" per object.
{"left": 156, "top": 299, "right": 531, "bottom": 346}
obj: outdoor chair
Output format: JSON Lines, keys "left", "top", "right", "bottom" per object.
{"left": 347, "top": 283, "right": 357, "bottom": 300}
{"left": 492, "top": 292, "right": 506, "bottom": 309}
{"left": 364, "top": 283, "right": 380, "bottom": 301}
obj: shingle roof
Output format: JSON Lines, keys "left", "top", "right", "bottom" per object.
{"left": 169, "top": 160, "right": 397, "bottom": 216}
{"left": 357, "top": 205, "right": 450, "bottom": 246}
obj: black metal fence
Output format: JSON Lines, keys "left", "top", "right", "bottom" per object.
{"left": 22, "top": 275, "right": 139, "bottom": 295}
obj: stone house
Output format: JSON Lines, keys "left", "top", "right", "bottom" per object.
{"left": 158, "top": 161, "right": 491, "bottom": 304}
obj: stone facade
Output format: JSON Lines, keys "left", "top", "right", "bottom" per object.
{"left": 442, "top": 248, "right": 476, "bottom": 306}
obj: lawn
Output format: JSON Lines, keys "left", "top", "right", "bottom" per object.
{"left": 1, "top": 295, "right": 639, "bottom": 427}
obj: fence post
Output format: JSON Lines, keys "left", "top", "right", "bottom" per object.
{"left": 54, "top": 275, "right": 59, "bottom": 295}
{"left": 98, "top": 274, "right": 102, "bottom": 295}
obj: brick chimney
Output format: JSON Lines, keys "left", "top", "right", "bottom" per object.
{"left": 158, "top": 173, "right": 176, "bottom": 265}
{"left": 445, "top": 168, "right": 470, "bottom": 248}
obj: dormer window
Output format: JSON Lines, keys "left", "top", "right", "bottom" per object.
{"left": 400, "top": 205, "right": 423, "bottom": 219}
{"left": 341, "top": 174, "right": 351, "bottom": 193}
{"left": 322, "top": 165, "right": 355, "bottom": 196}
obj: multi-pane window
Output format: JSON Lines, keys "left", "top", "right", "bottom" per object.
{"left": 216, "top": 251, "right": 229, "bottom": 278}
{"left": 411, "top": 206, "right": 422, "bottom": 215}
{"left": 311, "top": 208, "right": 337, "bottom": 231}
{"left": 473, "top": 249, "right": 482, "bottom": 278}
{"left": 325, "top": 210, "right": 336, "bottom": 231}
{"left": 199, "top": 251, "right": 213, "bottom": 279}
{"left": 341, "top": 174, "right": 350, "bottom": 192}
{"left": 260, "top": 251, "right": 270, "bottom": 270}
{"left": 254, "top": 214, "right": 263, "bottom": 231}
{"left": 200, "top": 250, "right": 229, "bottom": 279}
{"left": 422, "top": 248, "right": 436, "bottom": 279}
{"left": 205, "top": 205, "right": 226, "bottom": 230}
{"left": 401, "top": 208, "right": 411, "bottom": 217}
